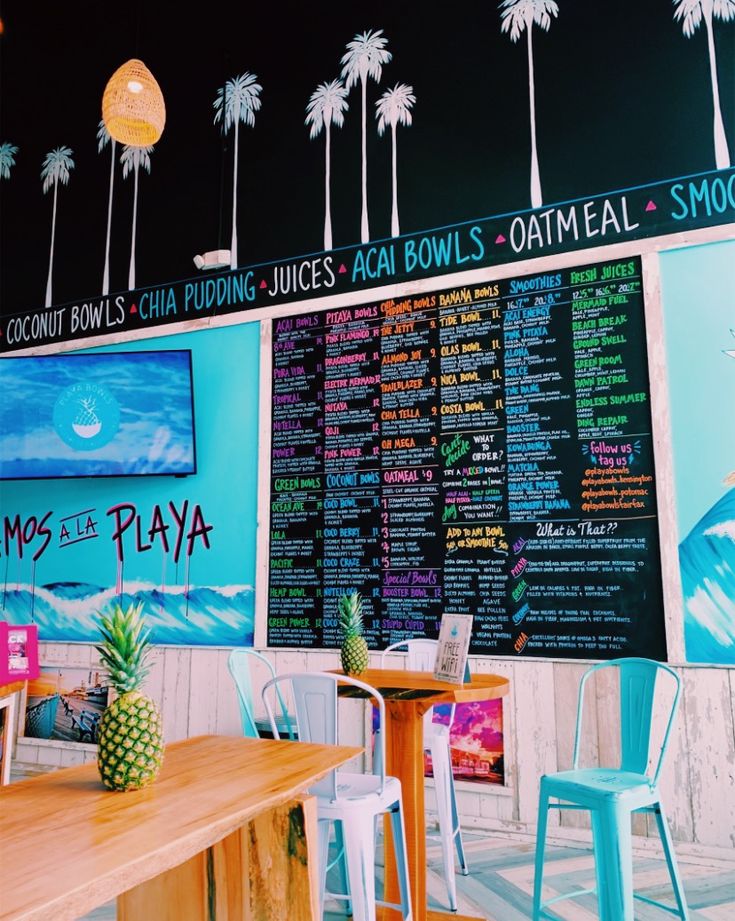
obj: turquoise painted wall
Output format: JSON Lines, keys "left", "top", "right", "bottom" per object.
{"left": 0, "top": 322, "right": 260, "bottom": 645}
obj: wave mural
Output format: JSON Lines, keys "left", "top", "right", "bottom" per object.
{"left": 0, "top": 581, "right": 254, "bottom": 646}
{"left": 681, "top": 487, "right": 735, "bottom": 665}
{"left": 660, "top": 240, "right": 735, "bottom": 664}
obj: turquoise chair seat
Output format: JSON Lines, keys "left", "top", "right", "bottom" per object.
{"left": 533, "top": 657, "right": 689, "bottom": 921}
{"left": 543, "top": 767, "right": 661, "bottom": 803}
{"left": 261, "top": 711, "right": 295, "bottom": 737}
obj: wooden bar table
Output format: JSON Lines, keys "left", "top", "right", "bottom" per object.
{"left": 338, "top": 668, "right": 509, "bottom": 921}
{"left": 0, "top": 734, "right": 360, "bottom": 921}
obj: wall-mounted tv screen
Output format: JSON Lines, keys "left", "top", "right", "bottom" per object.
{"left": 0, "top": 350, "right": 196, "bottom": 480}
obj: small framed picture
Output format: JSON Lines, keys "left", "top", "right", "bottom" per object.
{"left": 22, "top": 667, "right": 111, "bottom": 748}
{"left": 424, "top": 698, "right": 504, "bottom": 786}
{"left": 0, "top": 622, "right": 39, "bottom": 683}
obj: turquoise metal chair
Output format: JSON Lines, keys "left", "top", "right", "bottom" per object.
{"left": 226, "top": 648, "right": 295, "bottom": 739}
{"left": 532, "top": 657, "right": 689, "bottom": 921}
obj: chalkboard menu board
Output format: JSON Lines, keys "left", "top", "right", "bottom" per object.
{"left": 268, "top": 256, "right": 667, "bottom": 659}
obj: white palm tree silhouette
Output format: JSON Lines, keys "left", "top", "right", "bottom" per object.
{"left": 97, "top": 121, "right": 116, "bottom": 296}
{"left": 0, "top": 142, "right": 19, "bottom": 179}
{"left": 726, "top": 328, "right": 735, "bottom": 360}
{"left": 306, "top": 79, "right": 349, "bottom": 251}
{"left": 674, "top": 0, "right": 734, "bottom": 169}
{"left": 500, "top": 0, "right": 558, "bottom": 208}
{"left": 213, "top": 72, "right": 263, "bottom": 270}
{"left": 341, "top": 29, "right": 392, "bottom": 243}
{"left": 41, "top": 146, "right": 74, "bottom": 307}
{"left": 376, "top": 83, "right": 416, "bottom": 238}
{"left": 120, "top": 144, "right": 154, "bottom": 290}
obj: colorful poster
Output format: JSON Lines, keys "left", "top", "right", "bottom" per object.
{"left": 23, "top": 667, "right": 111, "bottom": 745}
{"left": 372, "top": 697, "right": 504, "bottom": 785}
{"left": 661, "top": 240, "right": 735, "bottom": 664}
{"left": 427, "top": 700, "right": 504, "bottom": 786}
{"left": 0, "top": 323, "right": 260, "bottom": 646}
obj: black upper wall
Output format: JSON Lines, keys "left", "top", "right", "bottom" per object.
{"left": 1, "top": 0, "right": 733, "bottom": 315}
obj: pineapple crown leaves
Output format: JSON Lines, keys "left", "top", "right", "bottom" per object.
{"left": 95, "top": 602, "right": 153, "bottom": 694}
{"left": 337, "top": 591, "right": 364, "bottom": 637}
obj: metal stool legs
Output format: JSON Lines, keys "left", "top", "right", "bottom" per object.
{"left": 342, "top": 814, "right": 378, "bottom": 921}
{"left": 531, "top": 784, "right": 550, "bottom": 918}
{"left": 533, "top": 791, "right": 690, "bottom": 920}
{"left": 430, "top": 731, "right": 467, "bottom": 911}
{"left": 328, "top": 803, "right": 412, "bottom": 921}
{"left": 386, "top": 800, "right": 413, "bottom": 921}
{"left": 653, "top": 802, "right": 689, "bottom": 920}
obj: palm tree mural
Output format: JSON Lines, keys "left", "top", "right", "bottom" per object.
{"left": 213, "top": 72, "right": 263, "bottom": 270}
{"left": 306, "top": 79, "right": 349, "bottom": 251}
{"left": 376, "top": 83, "right": 416, "bottom": 238}
{"left": 340, "top": 29, "right": 392, "bottom": 243}
{"left": 499, "top": 0, "right": 558, "bottom": 208}
{"left": 0, "top": 142, "right": 19, "bottom": 179}
{"left": 97, "top": 121, "right": 116, "bottom": 296}
{"left": 120, "top": 144, "right": 154, "bottom": 290}
{"left": 674, "top": 0, "right": 734, "bottom": 169}
{"left": 41, "top": 146, "right": 74, "bottom": 308}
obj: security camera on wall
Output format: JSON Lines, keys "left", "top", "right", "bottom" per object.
{"left": 193, "top": 250, "right": 231, "bottom": 271}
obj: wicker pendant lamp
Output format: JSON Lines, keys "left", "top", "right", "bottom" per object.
{"left": 102, "top": 58, "right": 165, "bottom": 146}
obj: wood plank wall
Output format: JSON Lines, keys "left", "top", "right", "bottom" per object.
{"left": 15, "top": 643, "right": 735, "bottom": 858}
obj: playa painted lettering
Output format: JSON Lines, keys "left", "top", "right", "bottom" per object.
{"left": 107, "top": 500, "right": 214, "bottom": 563}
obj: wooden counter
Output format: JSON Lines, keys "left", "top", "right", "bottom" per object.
{"left": 0, "top": 734, "right": 361, "bottom": 921}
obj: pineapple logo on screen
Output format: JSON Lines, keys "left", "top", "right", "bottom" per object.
{"left": 53, "top": 382, "right": 120, "bottom": 451}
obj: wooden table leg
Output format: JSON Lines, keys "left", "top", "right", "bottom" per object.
{"left": 383, "top": 699, "right": 428, "bottom": 921}
{"left": 118, "top": 796, "right": 319, "bottom": 921}
{"left": 381, "top": 701, "right": 485, "bottom": 921}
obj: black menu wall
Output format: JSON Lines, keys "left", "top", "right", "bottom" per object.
{"left": 267, "top": 255, "right": 667, "bottom": 660}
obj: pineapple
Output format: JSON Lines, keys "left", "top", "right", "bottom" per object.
{"left": 72, "top": 397, "right": 102, "bottom": 438}
{"left": 338, "top": 591, "right": 369, "bottom": 676}
{"left": 95, "top": 602, "right": 164, "bottom": 791}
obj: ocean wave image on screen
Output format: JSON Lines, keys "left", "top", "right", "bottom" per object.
{"left": 0, "top": 351, "right": 195, "bottom": 478}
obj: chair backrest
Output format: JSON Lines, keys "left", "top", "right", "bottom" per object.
{"left": 382, "top": 638, "right": 438, "bottom": 671}
{"left": 381, "top": 639, "right": 455, "bottom": 728}
{"left": 262, "top": 671, "right": 387, "bottom": 799}
{"left": 227, "top": 648, "right": 294, "bottom": 740}
{"left": 572, "top": 657, "right": 681, "bottom": 787}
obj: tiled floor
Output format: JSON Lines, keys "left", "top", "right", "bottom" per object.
{"left": 75, "top": 829, "right": 735, "bottom": 920}
{"left": 422, "top": 833, "right": 735, "bottom": 920}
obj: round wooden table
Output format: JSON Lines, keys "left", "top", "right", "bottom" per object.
{"left": 337, "top": 668, "right": 510, "bottom": 921}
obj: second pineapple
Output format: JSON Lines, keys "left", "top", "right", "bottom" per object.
{"left": 338, "top": 591, "right": 369, "bottom": 676}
